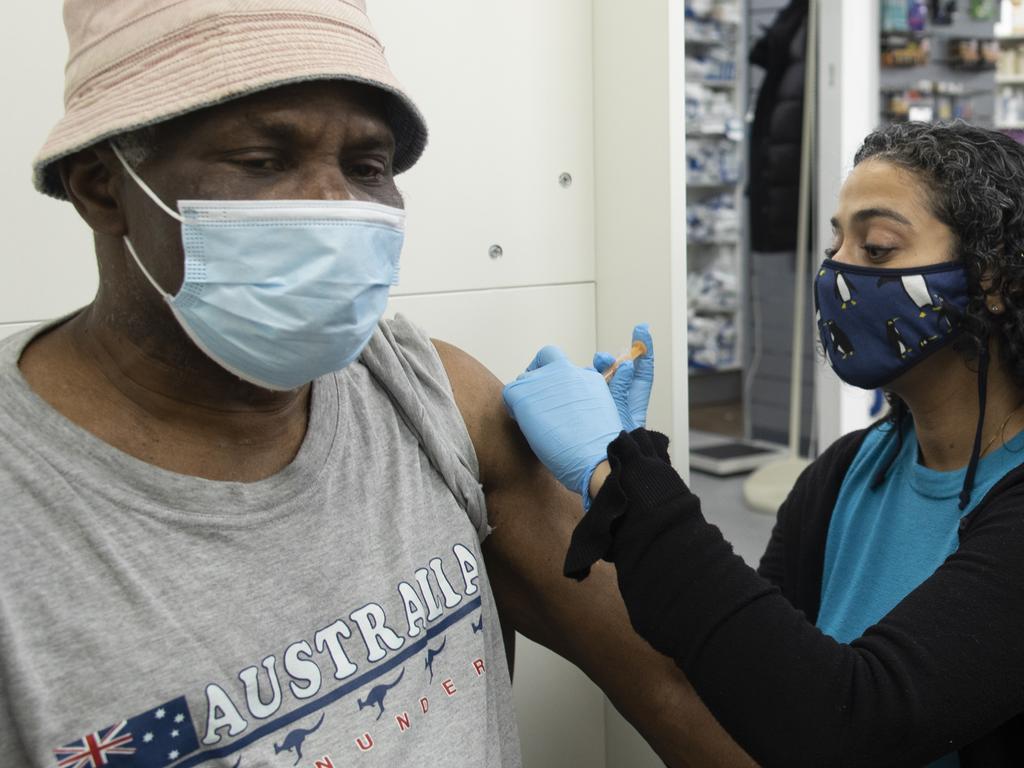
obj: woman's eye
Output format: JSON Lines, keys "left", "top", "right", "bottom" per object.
{"left": 864, "top": 244, "right": 896, "bottom": 261}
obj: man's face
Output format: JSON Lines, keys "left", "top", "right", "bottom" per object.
{"left": 118, "top": 79, "right": 402, "bottom": 297}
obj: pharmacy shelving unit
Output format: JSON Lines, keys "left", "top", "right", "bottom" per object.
{"left": 879, "top": 12, "right": 997, "bottom": 128}
{"left": 684, "top": 0, "right": 749, "bottom": 407}
{"left": 996, "top": 0, "right": 1024, "bottom": 133}
{"left": 994, "top": 32, "right": 1024, "bottom": 130}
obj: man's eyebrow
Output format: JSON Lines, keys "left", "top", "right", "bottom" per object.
{"left": 344, "top": 133, "right": 396, "bottom": 153}
{"left": 240, "top": 115, "right": 304, "bottom": 143}
{"left": 240, "top": 115, "right": 395, "bottom": 152}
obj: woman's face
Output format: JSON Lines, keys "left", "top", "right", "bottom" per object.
{"left": 828, "top": 159, "right": 956, "bottom": 269}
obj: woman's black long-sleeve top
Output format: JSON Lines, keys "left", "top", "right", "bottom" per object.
{"left": 566, "top": 429, "right": 1024, "bottom": 767}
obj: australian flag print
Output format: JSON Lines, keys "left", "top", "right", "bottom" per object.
{"left": 54, "top": 697, "right": 199, "bottom": 768}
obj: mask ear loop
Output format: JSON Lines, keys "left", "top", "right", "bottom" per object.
{"left": 109, "top": 142, "right": 184, "bottom": 299}
{"left": 109, "top": 142, "right": 184, "bottom": 222}
{"left": 959, "top": 340, "right": 990, "bottom": 511}
{"left": 121, "top": 237, "right": 173, "bottom": 300}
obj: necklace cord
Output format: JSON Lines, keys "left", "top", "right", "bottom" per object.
{"left": 979, "top": 399, "right": 1024, "bottom": 457}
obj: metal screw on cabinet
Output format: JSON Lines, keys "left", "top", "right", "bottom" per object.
{"left": 489, "top": 244, "right": 504, "bottom": 259}
{"left": 559, "top": 172, "right": 573, "bottom": 188}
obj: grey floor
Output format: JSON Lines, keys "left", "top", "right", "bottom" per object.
{"left": 687, "top": 430, "right": 778, "bottom": 567}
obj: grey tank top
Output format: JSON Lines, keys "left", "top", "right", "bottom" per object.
{"left": 0, "top": 314, "right": 521, "bottom": 767}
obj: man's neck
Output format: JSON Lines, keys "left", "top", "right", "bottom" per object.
{"left": 17, "top": 308, "right": 311, "bottom": 482}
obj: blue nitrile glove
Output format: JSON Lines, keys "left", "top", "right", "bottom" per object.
{"left": 502, "top": 346, "right": 623, "bottom": 509}
{"left": 592, "top": 323, "right": 655, "bottom": 431}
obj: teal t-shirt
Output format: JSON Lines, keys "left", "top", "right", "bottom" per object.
{"left": 816, "top": 419, "right": 1024, "bottom": 768}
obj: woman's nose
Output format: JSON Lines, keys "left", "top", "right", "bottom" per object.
{"left": 831, "top": 245, "right": 854, "bottom": 265}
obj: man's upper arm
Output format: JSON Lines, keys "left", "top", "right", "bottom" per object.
{"left": 431, "top": 339, "right": 576, "bottom": 651}
{"left": 432, "top": 339, "right": 755, "bottom": 768}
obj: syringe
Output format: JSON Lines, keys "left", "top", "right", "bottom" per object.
{"left": 602, "top": 339, "right": 649, "bottom": 382}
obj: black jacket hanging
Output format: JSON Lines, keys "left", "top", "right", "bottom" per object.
{"left": 748, "top": 0, "right": 808, "bottom": 252}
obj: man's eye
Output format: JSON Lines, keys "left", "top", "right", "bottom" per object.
{"left": 348, "top": 161, "right": 388, "bottom": 182}
{"left": 232, "top": 156, "right": 285, "bottom": 172}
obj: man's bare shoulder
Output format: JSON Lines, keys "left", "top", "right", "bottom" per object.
{"left": 430, "top": 338, "right": 535, "bottom": 497}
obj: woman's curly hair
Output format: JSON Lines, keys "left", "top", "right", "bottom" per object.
{"left": 853, "top": 121, "right": 1024, "bottom": 388}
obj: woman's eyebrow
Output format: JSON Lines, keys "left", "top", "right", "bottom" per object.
{"left": 850, "top": 207, "right": 913, "bottom": 227}
{"left": 830, "top": 207, "right": 914, "bottom": 234}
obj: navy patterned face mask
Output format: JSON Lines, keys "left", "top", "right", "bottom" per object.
{"left": 814, "top": 258, "right": 970, "bottom": 389}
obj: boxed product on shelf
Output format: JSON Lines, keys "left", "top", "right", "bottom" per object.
{"left": 685, "top": 48, "right": 737, "bottom": 82}
{"left": 947, "top": 37, "right": 1000, "bottom": 69}
{"left": 686, "top": 82, "right": 742, "bottom": 135}
{"left": 881, "top": 33, "right": 932, "bottom": 67}
{"left": 970, "top": 0, "right": 998, "bottom": 22}
{"left": 688, "top": 311, "right": 738, "bottom": 371}
{"left": 883, "top": 80, "right": 973, "bottom": 122}
{"left": 997, "top": 41, "right": 1024, "bottom": 76}
{"left": 687, "top": 268, "right": 738, "bottom": 312}
{"left": 686, "top": 137, "right": 742, "bottom": 185}
{"left": 685, "top": 16, "right": 737, "bottom": 45}
{"left": 998, "top": 85, "right": 1024, "bottom": 126}
{"left": 685, "top": 0, "right": 741, "bottom": 25}
{"left": 999, "top": 0, "right": 1024, "bottom": 32}
{"left": 881, "top": 0, "right": 911, "bottom": 32}
{"left": 687, "top": 194, "right": 739, "bottom": 243}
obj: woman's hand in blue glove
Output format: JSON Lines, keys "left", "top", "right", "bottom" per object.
{"left": 592, "top": 323, "right": 654, "bottom": 432}
{"left": 502, "top": 346, "right": 623, "bottom": 509}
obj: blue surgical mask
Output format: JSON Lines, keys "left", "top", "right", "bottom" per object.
{"left": 814, "top": 258, "right": 970, "bottom": 389}
{"left": 112, "top": 145, "right": 404, "bottom": 391}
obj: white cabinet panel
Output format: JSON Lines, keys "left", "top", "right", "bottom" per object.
{"left": 0, "top": 6, "right": 97, "bottom": 324}
{"left": 387, "top": 283, "right": 605, "bottom": 768}
{"left": 387, "top": 283, "right": 596, "bottom": 383}
{"left": 369, "top": 1, "right": 596, "bottom": 295}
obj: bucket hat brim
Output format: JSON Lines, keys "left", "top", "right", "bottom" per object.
{"left": 34, "top": 6, "right": 427, "bottom": 199}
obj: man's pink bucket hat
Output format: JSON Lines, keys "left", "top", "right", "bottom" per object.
{"left": 33, "top": 0, "right": 428, "bottom": 199}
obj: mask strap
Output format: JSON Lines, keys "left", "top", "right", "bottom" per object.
{"left": 122, "top": 236, "right": 172, "bottom": 300}
{"left": 109, "top": 142, "right": 183, "bottom": 223}
{"left": 959, "top": 341, "right": 990, "bottom": 511}
{"left": 109, "top": 141, "right": 182, "bottom": 299}
{"left": 871, "top": 398, "right": 905, "bottom": 490}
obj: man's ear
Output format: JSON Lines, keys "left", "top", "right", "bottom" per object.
{"left": 58, "top": 145, "right": 127, "bottom": 237}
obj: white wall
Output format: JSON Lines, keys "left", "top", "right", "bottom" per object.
{"left": 815, "top": 0, "right": 881, "bottom": 449}
{"left": 592, "top": 0, "right": 690, "bottom": 460}
{"left": 0, "top": 5, "right": 96, "bottom": 331}
{"left": 370, "top": 0, "right": 596, "bottom": 297}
